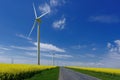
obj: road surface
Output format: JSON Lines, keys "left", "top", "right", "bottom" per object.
{"left": 59, "top": 67, "right": 101, "bottom": 80}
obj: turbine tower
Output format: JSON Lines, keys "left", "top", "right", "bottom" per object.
{"left": 28, "top": 3, "right": 49, "bottom": 65}
{"left": 52, "top": 53, "right": 55, "bottom": 65}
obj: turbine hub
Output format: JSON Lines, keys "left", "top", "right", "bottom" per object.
{"left": 36, "top": 18, "right": 41, "bottom": 23}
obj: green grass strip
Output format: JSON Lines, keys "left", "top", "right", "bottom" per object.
{"left": 25, "top": 67, "right": 59, "bottom": 80}
{"left": 69, "top": 68, "right": 120, "bottom": 80}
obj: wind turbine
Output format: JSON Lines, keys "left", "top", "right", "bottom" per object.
{"left": 28, "top": 3, "right": 49, "bottom": 65}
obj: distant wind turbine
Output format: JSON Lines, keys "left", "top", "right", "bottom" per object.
{"left": 11, "top": 57, "right": 14, "bottom": 64}
{"left": 52, "top": 53, "right": 55, "bottom": 65}
{"left": 28, "top": 3, "right": 49, "bottom": 65}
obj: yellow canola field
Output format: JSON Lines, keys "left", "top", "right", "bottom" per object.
{"left": 0, "top": 63, "right": 56, "bottom": 80}
{"left": 0, "top": 64, "right": 56, "bottom": 74}
{"left": 68, "top": 66, "right": 120, "bottom": 75}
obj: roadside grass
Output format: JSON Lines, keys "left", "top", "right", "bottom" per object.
{"left": 25, "top": 67, "right": 59, "bottom": 80}
{"left": 69, "top": 68, "right": 120, "bottom": 80}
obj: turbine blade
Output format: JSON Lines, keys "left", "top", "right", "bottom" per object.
{"left": 28, "top": 21, "right": 36, "bottom": 37}
{"left": 33, "top": 3, "right": 37, "bottom": 18}
{"left": 38, "top": 11, "right": 49, "bottom": 19}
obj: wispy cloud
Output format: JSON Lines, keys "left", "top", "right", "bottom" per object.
{"left": 107, "top": 40, "right": 120, "bottom": 52}
{"left": 79, "top": 53, "right": 96, "bottom": 58}
{"left": 34, "top": 42, "right": 65, "bottom": 52}
{"left": 73, "top": 62, "right": 103, "bottom": 67}
{"left": 0, "top": 46, "right": 11, "bottom": 51}
{"left": 39, "top": 3, "right": 51, "bottom": 14}
{"left": 26, "top": 52, "right": 37, "bottom": 57}
{"left": 107, "top": 42, "right": 112, "bottom": 48}
{"left": 10, "top": 46, "right": 36, "bottom": 51}
{"left": 10, "top": 42, "right": 65, "bottom": 52}
{"left": 50, "top": 0, "right": 58, "bottom": 7}
{"left": 39, "top": 0, "right": 65, "bottom": 15}
{"left": 50, "top": 0, "right": 65, "bottom": 7}
{"left": 16, "top": 34, "right": 32, "bottom": 40}
{"left": 89, "top": 15, "right": 120, "bottom": 23}
{"left": 25, "top": 52, "right": 72, "bottom": 59}
{"left": 71, "top": 45, "right": 87, "bottom": 49}
{"left": 85, "top": 53, "right": 96, "bottom": 58}
{"left": 99, "top": 40, "right": 120, "bottom": 68}
{"left": 52, "top": 16, "right": 66, "bottom": 29}
{"left": 54, "top": 60, "right": 103, "bottom": 67}
{"left": 0, "top": 45, "right": 11, "bottom": 55}
{"left": 0, "top": 55, "right": 37, "bottom": 64}
{"left": 92, "top": 48, "right": 97, "bottom": 51}
{"left": 42, "top": 53, "right": 72, "bottom": 59}
{"left": 0, "top": 55, "right": 60, "bottom": 65}
{"left": 39, "top": 0, "right": 66, "bottom": 30}
{"left": 0, "top": 56, "right": 12, "bottom": 63}
{"left": 0, "top": 51, "right": 4, "bottom": 54}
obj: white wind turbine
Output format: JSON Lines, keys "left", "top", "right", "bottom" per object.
{"left": 28, "top": 3, "right": 49, "bottom": 65}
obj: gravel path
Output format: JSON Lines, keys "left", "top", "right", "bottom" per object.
{"left": 59, "top": 67, "right": 101, "bottom": 80}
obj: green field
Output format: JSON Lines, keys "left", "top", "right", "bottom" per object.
{"left": 69, "top": 68, "right": 120, "bottom": 80}
{"left": 25, "top": 67, "right": 59, "bottom": 80}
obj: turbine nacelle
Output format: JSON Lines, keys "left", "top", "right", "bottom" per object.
{"left": 36, "top": 18, "right": 41, "bottom": 23}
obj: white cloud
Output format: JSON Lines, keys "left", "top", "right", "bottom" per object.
{"left": 10, "top": 42, "right": 65, "bottom": 53}
{"left": 107, "top": 43, "right": 112, "bottom": 48}
{"left": 89, "top": 15, "right": 120, "bottom": 23}
{"left": 39, "top": 0, "right": 65, "bottom": 15}
{"left": 25, "top": 52, "right": 72, "bottom": 59}
{"left": 53, "top": 16, "right": 66, "bottom": 29}
{"left": 55, "top": 54, "right": 72, "bottom": 58}
{"left": 50, "top": 0, "right": 58, "bottom": 7}
{"left": 0, "top": 46, "right": 11, "bottom": 54}
{"left": 0, "top": 46, "right": 11, "bottom": 51}
{"left": 107, "top": 40, "right": 120, "bottom": 52}
{"left": 43, "top": 53, "right": 72, "bottom": 59}
{"left": 39, "top": 3, "right": 51, "bottom": 14}
{"left": 99, "top": 40, "right": 120, "bottom": 68}
{"left": 10, "top": 46, "right": 36, "bottom": 51}
{"left": 92, "top": 48, "right": 97, "bottom": 51}
{"left": 71, "top": 45, "right": 87, "bottom": 49}
{"left": 34, "top": 42, "right": 65, "bottom": 52}
{"left": 0, "top": 55, "right": 101, "bottom": 66}
{"left": 75, "top": 62, "right": 103, "bottom": 67}
{"left": 0, "top": 54, "right": 102, "bottom": 66}
{"left": 114, "top": 40, "right": 120, "bottom": 46}
{"left": 54, "top": 60, "right": 104, "bottom": 67}
{"left": 79, "top": 53, "right": 96, "bottom": 58}
{"left": 16, "top": 34, "right": 32, "bottom": 40}
{"left": 0, "top": 55, "right": 51, "bottom": 65}
{"left": 38, "top": 0, "right": 66, "bottom": 30}
{"left": 50, "top": 0, "right": 65, "bottom": 7}
{"left": 25, "top": 52, "right": 37, "bottom": 57}
{"left": 85, "top": 54, "right": 96, "bottom": 58}
{"left": 0, "top": 56, "right": 11, "bottom": 63}
{"left": 68, "top": 40, "right": 120, "bottom": 68}
{"left": 0, "top": 51, "right": 4, "bottom": 54}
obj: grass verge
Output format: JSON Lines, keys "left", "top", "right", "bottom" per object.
{"left": 25, "top": 67, "right": 59, "bottom": 80}
{"left": 69, "top": 68, "right": 120, "bottom": 80}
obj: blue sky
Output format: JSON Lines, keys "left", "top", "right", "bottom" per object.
{"left": 0, "top": 0, "right": 120, "bottom": 68}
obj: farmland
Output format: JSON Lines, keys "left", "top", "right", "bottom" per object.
{"left": 1, "top": 64, "right": 120, "bottom": 80}
{"left": 68, "top": 67, "right": 120, "bottom": 80}
{"left": 0, "top": 63, "right": 57, "bottom": 80}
